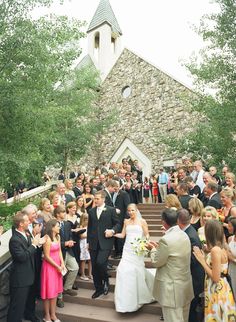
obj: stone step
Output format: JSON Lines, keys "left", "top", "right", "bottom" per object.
{"left": 62, "top": 288, "right": 161, "bottom": 315}
{"left": 146, "top": 219, "right": 162, "bottom": 224}
{"left": 138, "top": 203, "right": 165, "bottom": 208}
{"left": 141, "top": 215, "right": 162, "bottom": 220}
{"left": 55, "top": 302, "right": 163, "bottom": 322}
{"left": 149, "top": 230, "right": 163, "bottom": 236}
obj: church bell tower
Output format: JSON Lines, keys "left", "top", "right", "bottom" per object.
{"left": 87, "top": 0, "right": 122, "bottom": 80}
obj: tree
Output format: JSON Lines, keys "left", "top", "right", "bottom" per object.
{"left": 167, "top": 0, "right": 236, "bottom": 169}
{"left": 0, "top": 0, "right": 103, "bottom": 189}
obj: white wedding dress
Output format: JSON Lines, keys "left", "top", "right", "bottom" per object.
{"left": 114, "top": 224, "right": 155, "bottom": 313}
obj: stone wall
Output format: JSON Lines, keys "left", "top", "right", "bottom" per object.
{"left": 79, "top": 48, "right": 199, "bottom": 173}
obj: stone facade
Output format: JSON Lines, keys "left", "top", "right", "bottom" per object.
{"left": 79, "top": 48, "right": 198, "bottom": 175}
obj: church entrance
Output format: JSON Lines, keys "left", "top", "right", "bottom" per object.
{"left": 110, "top": 138, "right": 152, "bottom": 179}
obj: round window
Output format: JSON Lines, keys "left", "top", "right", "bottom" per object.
{"left": 122, "top": 86, "right": 131, "bottom": 98}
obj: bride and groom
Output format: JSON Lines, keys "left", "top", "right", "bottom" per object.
{"left": 87, "top": 190, "right": 153, "bottom": 306}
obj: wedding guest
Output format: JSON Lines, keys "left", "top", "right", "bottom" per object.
{"left": 193, "top": 220, "right": 236, "bottom": 321}
{"left": 198, "top": 206, "right": 219, "bottom": 242}
{"left": 48, "top": 191, "right": 60, "bottom": 208}
{"left": 220, "top": 187, "right": 236, "bottom": 240}
{"left": 205, "top": 182, "right": 222, "bottom": 209}
{"left": 113, "top": 180, "right": 130, "bottom": 259}
{"left": 164, "top": 194, "right": 182, "bottom": 210}
{"left": 38, "top": 198, "right": 53, "bottom": 224}
{"left": 57, "top": 182, "right": 74, "bottom": 206}
{"left": 79, "top": 213, "right": 92, "bottom": 281}
{"left": 73, "top": 177, "right": 84, "bottom": 198}
{"left": 184, "top": 176, "right": 201, "bottom": 198}
{"left": 193, "top": 161, "right": 205, "bottom": 193}
{"left": 151, "top": 175, "right": 158, "bottom": 204}
{"left": 227, "top": 216, "right": 236, "bottom": 297}
{"left": 82, "top": 183, "right": 94, "bottom": 211}
{"left": 177, "top": 209, "right": 205, "bottom": 322}
{"left": 188, "top": 198, "right": 204, "bottom": 231}
{"left": 41, "top": 219, "right": 64, "bottom": 322}
{"left": 114, "top": 203, "right": 154, "bottom": 312}
{"left": 176, "top": 182, "right": 192, "bottom": 210}
{"left": 75, "top": 196, "right": 86, "bottom": 222}
{"left": 147, "top": 208, "right": 194, "bottom": 322}
{"left": 158, "top": 168, "right": 168, "bottom": 203}
{"left": 225, "top": 172, "right": 236, "bottom": 189}
{"left": 66, "top": 201, "right": 81, "bottom": 266}
{"left": 143, "top": 177, "right": 151, "bottom": 203}
{"left": 7, "top": 212, "right": 41, "bottom": 322}
{"left": 64, "top": 179, "right": 76, "bottom": 199}
{"left": 53, "top": 205, "right": 78, "bottom": 308}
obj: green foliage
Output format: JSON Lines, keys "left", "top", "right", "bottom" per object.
{"left": 167, "top": 0, "right": 236, "bottom": 170}
{"left": 0, "top": 0, "right": 107, "bottom": 188}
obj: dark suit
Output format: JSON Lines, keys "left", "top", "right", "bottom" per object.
{"left": 59, "top": 220, "right": 74, "bottom": 259}
{"left": 207, "top": 192, "right": 222, "bottom": 209}
{"left": 114, "top": 190, "right": 130, "bottom": 256}
{"left": 184, "top": 225, "right": 205, "bottom": 322}
{"left": 7, "top": 230, "right": 36, "bottom": 322}
{"left": 104, "top": 189, "right": 114, "bottom": 207}
{"left": 73, "top": 186, "right": 83, "bottom": 198}
{"left": 59, "top": 220, "right": 78, "bottom": 292}
{"left": 87, "top": 206, "right": 121, "bottom": 292}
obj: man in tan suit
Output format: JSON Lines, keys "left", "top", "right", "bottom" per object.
{"left": 147, "top": 208, "right": 194, "bottom": 322}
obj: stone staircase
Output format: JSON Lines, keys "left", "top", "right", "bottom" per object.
{"left": 37, "top": 203, "right": 165, "bottom": 322}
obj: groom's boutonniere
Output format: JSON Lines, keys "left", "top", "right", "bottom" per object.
{"left": 103, "top": 207, "right": 107, "bottom": 212}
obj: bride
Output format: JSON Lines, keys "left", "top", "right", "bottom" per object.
{"left": 114, "top": 203, "right": 154, "bottom": 313}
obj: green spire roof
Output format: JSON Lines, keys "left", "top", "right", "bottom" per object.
{"left": 87, "top": 0, "right": 122, "bottom": 35}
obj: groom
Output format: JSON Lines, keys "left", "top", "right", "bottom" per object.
{"left": 87, "top": 190, "right": 121, "bottom": 299}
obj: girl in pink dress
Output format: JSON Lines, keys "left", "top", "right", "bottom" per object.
{"left": 41, "top": 219, "right": 65, "bottom": 322}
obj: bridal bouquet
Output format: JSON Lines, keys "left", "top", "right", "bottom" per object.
{"left": 131, "top": 237, "right": 150, "bottom": 257}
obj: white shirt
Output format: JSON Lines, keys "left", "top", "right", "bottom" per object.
{"left": 97, "top": 203, "right": 105, "bottom": 219}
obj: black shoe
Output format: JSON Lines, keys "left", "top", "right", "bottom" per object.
{"left": 56, "top": 298, "right": 64, "bottom": 308}
{"left": 24, "top": 314, "right": 41, "bottom": 322}
{"left": 72, "top": 284, "right": 79, "bottom": 290}
{"left": 107, "top": 264, "right": 114, "bottom": 270}
{"left": 104, "top": 281, "right": 109, "bottom": 295}
{"left": 114, "top": 254, "right": 122, "bottom": 259}
{"left": 92, "top": 290, "right": 104, "bottom": 299}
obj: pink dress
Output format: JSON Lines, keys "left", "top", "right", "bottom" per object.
{"left": 41, "top": 242, "right": 63, "bottom": 299}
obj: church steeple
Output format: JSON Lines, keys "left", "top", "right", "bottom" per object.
{"left": 87, "top": 0, "right": 122, "bottom": 35}
{"left": 87, "top": 0, "right": 123, "bottom": 80}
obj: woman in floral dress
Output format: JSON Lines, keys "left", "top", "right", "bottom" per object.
{"left": 193, "top": 219, "right": 236, "bottom": 321}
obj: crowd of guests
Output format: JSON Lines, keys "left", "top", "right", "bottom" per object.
{"left": 4, "top": 156, "right": 236, "bottom": 322}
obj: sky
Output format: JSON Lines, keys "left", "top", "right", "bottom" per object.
{"left": 34, "top": 0, "right": 219, "bottom": 87}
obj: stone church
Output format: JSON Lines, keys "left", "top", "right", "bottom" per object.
{"left": 79, "top": 0, "right": 198, "bottom": 177}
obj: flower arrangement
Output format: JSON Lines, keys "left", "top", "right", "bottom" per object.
{"left": 217, "top": 209, "right": 225, "bottom": 224}
{"left": 131, "top": 237, "right": 149, "bottom": 256}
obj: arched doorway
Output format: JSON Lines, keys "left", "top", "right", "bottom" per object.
{"left": 110, "top": 138, "right": 152, "bottom": 178}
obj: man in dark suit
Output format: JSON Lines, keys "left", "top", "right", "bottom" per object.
{"left": 177, "top": 209, "right": 205, "bottom": 322}
{"left": 104, "top": 180, "right": 116, "bottom": 207}
{"left": 53, "top": 205, "right": 79, "bottom": 307}
{"left": 7, "top": 211, "right": 41, "bottom": 322}
{"left": 73, "top": 177, "right": 83, "bottom": 198}
{"left": 87, "top": 190, "right": 121, "bottom": 299}
{"left": 176, "top": 182, "right": 193, "bottom": 210}
{"left": 205, "top": 181, "right": 222, "bottom": 209}
{"left": 113, "top": 180, "right": 130, "bottom": 258}
{"left": 21, "top": 204, "right": 43, "bottom": 320}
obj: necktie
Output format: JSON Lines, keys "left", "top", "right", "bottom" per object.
{"left": 60, "top": 221, "right": 65, "bottom": 238}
